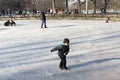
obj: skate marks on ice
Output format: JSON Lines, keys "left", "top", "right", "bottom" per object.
{"left": 53, "top": 25, "right": 77, "bottom": 28}
{"left": 0, "top": 20, "right": 120, "bottom": 80}
{"left": 71, "top": 30, "right": 120, "bottom": 45}
{"left": 69, "top": 57, "right": 120, "bottom": 69}
{"left": 0, "top": 28, "right": 10, "bottom": 30}
{"left": 1, "top": 29, "right": 120, "bottom": 70}
{"left": 0, "top": 39, "right": 62, "bottom": 70}
{"left": 68, "top": 30, "right": 120, "bottom": 70}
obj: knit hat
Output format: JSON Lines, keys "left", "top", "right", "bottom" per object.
{"left": 63, "top": 38, "right": 70, "bottom": 43}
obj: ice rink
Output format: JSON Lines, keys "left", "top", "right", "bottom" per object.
{"left": 0, "top": 20, "right": 120, "bottom": 80}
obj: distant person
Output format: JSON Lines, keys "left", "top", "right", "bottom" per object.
{"left": 4, "top": 19, "right": 16, "bottom": 26}
{"left": 4, "top": 20, "right": 11, "bottom": 26}
{"left": 105, "top": 17, "right": 110, "bottom": 23}
{"left": 51, "top": 38, "right": 70, "bottom": 70}
{"left": 10, "top": 20, "right": 16, "bottom": 26}
{"left": 40, "top": 12, "right": 47, "bottom": 28}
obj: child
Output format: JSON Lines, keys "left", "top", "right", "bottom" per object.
{"left": 51, "top": 38, "right": 70, "bottom": 70}
{"left": 4, "top": 20, "right": 11, "bottom": 26}
{"left": 10, "top": 20, "right": 16, "bottom": 26}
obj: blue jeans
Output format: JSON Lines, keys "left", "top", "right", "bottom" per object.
{"left": 41, "top": 20, "right": 47, "bottom": 28}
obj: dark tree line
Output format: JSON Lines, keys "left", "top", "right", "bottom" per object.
{"left": 0, "top": 0, "right": 119, "bottom": 14}
{"left": 0, "top": 0, "right": 31, "bottom": 10}
{"left": 90, "top": 0, "right": 111, "bottom": 13}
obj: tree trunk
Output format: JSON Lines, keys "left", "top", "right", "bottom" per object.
{"left": 86, "top": 0, "right": 88, "bottom": 14}
{"left": 93, "top": 0, "right": 96, "bottom": 14}
{"left": 65, "top": 0, "right": 69, "bottom": 13}
{"left": 52, "top": 0, "right": 56, "bottom": 14}
{"left": 103, "top": 0, "right": 110, "bottom": 13}
{"left": 77, "top": 0, "right": 81, "bottom": 14}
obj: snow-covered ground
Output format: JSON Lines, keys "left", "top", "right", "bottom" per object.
{"left": 0, "top": 19, "right": 120, "bottom": 80}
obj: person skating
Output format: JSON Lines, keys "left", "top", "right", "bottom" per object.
{"left": 51, "top": 38, "right": 70, "bottom": 70}
{"left": 40, "top": 12, "right": 47, "bottom": 28}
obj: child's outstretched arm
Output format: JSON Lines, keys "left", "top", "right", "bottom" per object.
{"left": 51, "top": 45, "right": 63, "bottom": 52}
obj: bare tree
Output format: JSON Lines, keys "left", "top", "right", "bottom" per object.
{"left": 93, "top": 0, "right": 96, "bottom": 14}
{"left": 77, "top": 0, "right": 81, "bottom": 14}
{"left": 65, "top": 0, "right": 69, "bottom": 13}
{"left": 103, "top": 0, "right": 111, "bottom": 13}
{"left": 0, "top": 0, "right": 120, "bottom": 14}
{"left": 52, "top": 0, "right": 56, "bottom": 13}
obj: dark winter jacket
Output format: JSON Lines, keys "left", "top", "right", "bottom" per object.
{"left": 4, "top": 20, "right": 10, "bottom": 26}
{"left": 51, "top": 44, "right": 70, "bottom": 57}
{"left": 11, "top": 20, "right": 16, "bottom": 26}
{"left": 40, "top": 12, "right": 46, "bottom": 21}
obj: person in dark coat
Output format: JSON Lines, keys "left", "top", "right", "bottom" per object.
{"left": 4, "top": 20, "right": 11, "bottom": 26}
{"left": 10, "top": 20, "right": 16, "bottom": 26}
{"left": 40, "top": 12, "right": 47, "bottom": 28}
{"left": 51, "top": 38, "right": 70, "bottom": 70}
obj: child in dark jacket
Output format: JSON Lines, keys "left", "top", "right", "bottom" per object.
{"left": 51, "top": 38, "right": 70, "bottom": 70}
{"left": 4, "top": 20, "right": 11, "bottom": 26}
{"left": 10, "top": 20, "right": 16, "bottom": 26}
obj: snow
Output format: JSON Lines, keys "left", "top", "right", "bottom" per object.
{"left": 0, "top": 19, "right": 120, "bottom": 80}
